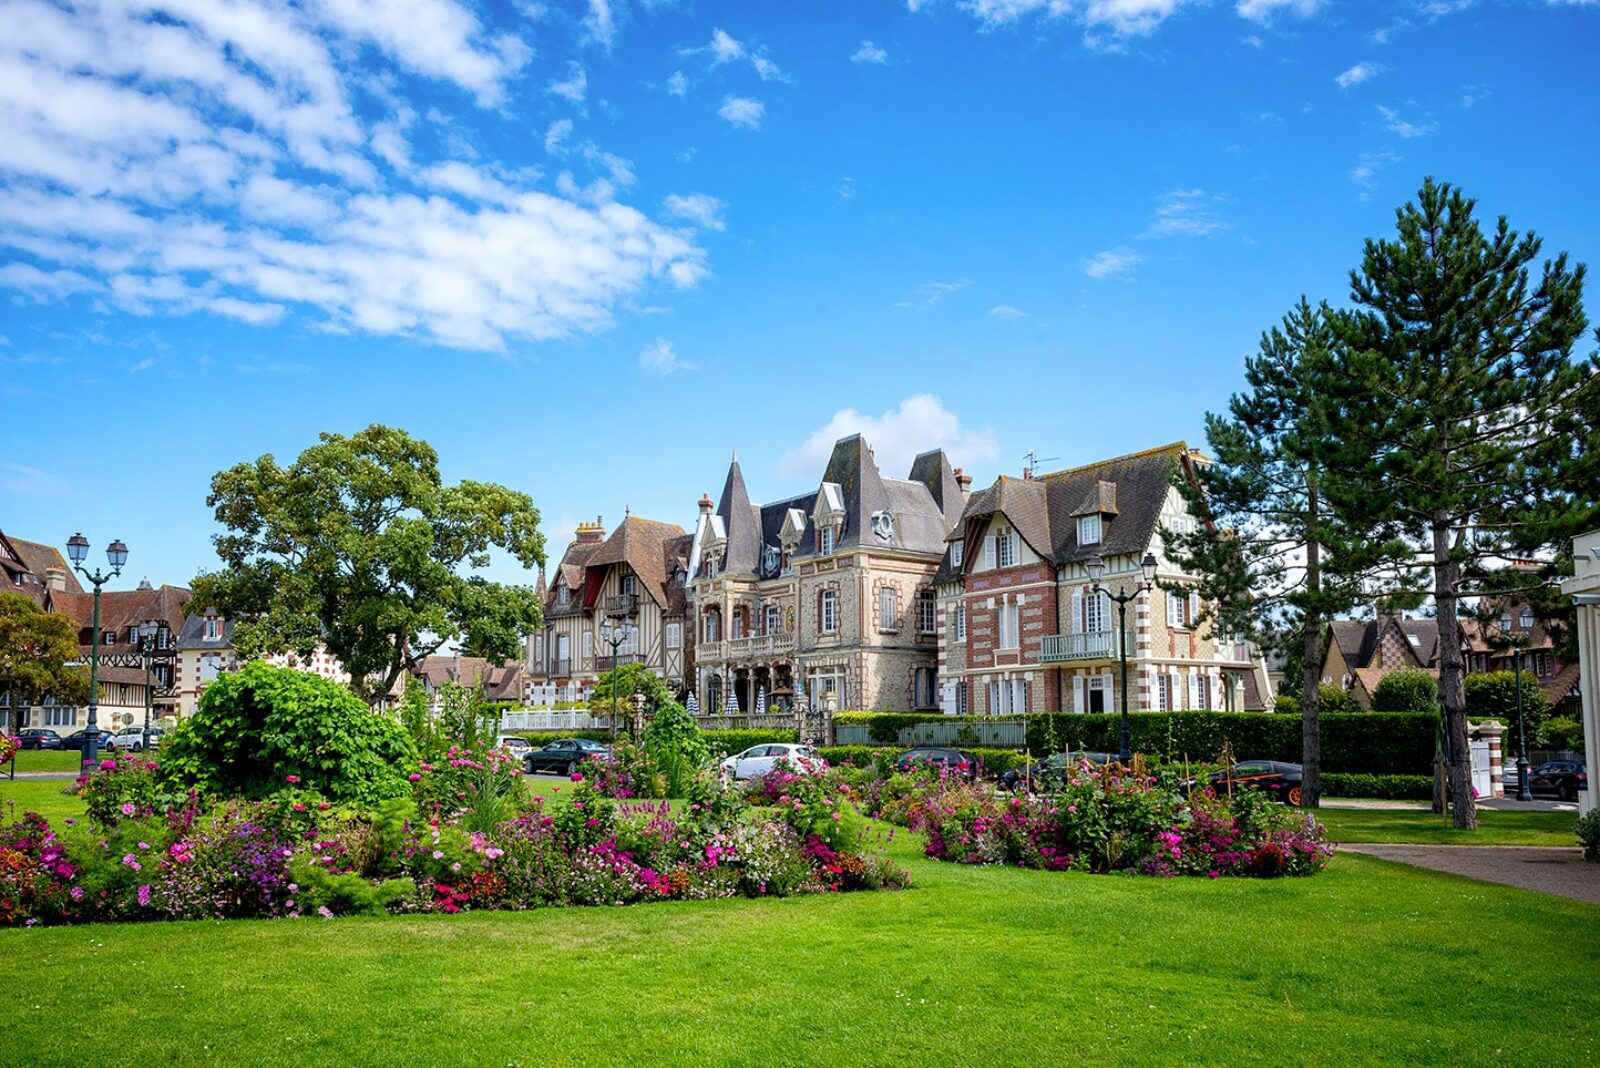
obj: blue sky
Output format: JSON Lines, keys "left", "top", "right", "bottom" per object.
{"left": 3, "top": 0, "right": 1597, "bottom": 592}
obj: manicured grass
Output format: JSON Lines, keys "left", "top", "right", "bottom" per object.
{"left": 3, "top": 823, "right": 1597, "bottom": 1066}
{"left": 1, "top": 778, "right": 85, "bottom": 825}
{"left": 1319, "top": 807, "right": 1577, "bottom": 847}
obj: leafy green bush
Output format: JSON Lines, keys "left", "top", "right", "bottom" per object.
{"left": 161, "top": 661, "right": 419, "bottom": 804}
{"left": 1321, "top": 773, "right": 1434, "bottom": 800}
{"left": 1371, "top": 670, "right": 1438, "bottom": 713}
{"left": 640, "top": 699, "right": 709, "bottom": 797}
{"left": 1274, "top": 695, "right": 1301, "bottom": 714}
{"left": 1576, "top": 809, "right": 1600, "bottom": 862}
{"left": 1318, "top": 684, "right": 1360, "bottom": 715}
{"left": 1539, "top": 715, "right": 1584, "bottom": 752}
{"left": 1466, "top": 671, "right": 1551, "bottom": 736}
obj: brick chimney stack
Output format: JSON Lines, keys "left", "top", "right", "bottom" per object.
{"left": 44, "top": 566, "right": 68, "bottom": 592}
{"left": 698, "top": 493, "right": 714, "bottom": 516}
{"left": 575, "top": 516, "right": 605, "bottom": 544}
{"left": 953, "top": 468, "right": 973, "bottom": 494}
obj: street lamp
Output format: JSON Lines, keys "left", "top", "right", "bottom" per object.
{"left": 598, "top": 618, "right": 636, "bottom": 744}
{"left": 1087, "top": 551, "right": 1159, "bottom": 766}
{"left": 66, "top": 533, "right": 127, "bottom": 769}
{"left": 135, "top": 621, "right": 165, "bottom": 749}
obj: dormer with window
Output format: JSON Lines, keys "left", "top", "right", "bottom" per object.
{"left": 203, "top": 614, "right": 221, "bottom": 642}
{"left": 950, "top": 539, "right": 964, "bottom": 570}
{"left": 1072, "top": 479, "right": 1118, "bottom": 548}
{"left": 702, "top": 514, "right": 728, "bottom": 578}
{"left": 556, "top": 583, "right": 572, "bottom": 609}
{"left": 778, "top": 508, "right": 806, "bottom": 573}
{"left": 812, "top": 483, "right": 845, "bottom": 555}
{"left": 984, "top": 521, "right": 1018, "bottom": 570}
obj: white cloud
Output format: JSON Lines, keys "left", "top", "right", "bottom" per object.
{"left": 989, "top": 304, "right": 1029, "bottom": 318}
{"left": 684, "top": 28, "right": 785, "bottom": 81}
{"left": 896, "top": 280, "right": 971, "bottom": 308}
{"left": 1459, "top": 84, "right": 1489, "bottom": 108}
{"left": 1236, "top": 0, "right": 1322, "bottom": 22}
{"left": 777, "top": 394, "right": 1000, "bottom": 480}
{"left": 0, "top": 461, "right": 74, "bottom": 498}
{"left": 956, "top": 0, "right": 1198, "bottom": 38}
{"left": 1143, "top": 189, "right": 1228, "bottom": 238}
{"left": 1349, "top": 149, "right": 1400, "bottom": 190}
{"left": 1378, "top": 104, "right": 1437, "bottom": 138}
{"left": 1083, "top": 248, "right": 1143, "bottom": 279}
{"left": 638, "top": 337, "right": 695, "bottom": 374}
{"left": 548, "top": 62, "right": 587, "bottom": 103}
{"left": 852, "top": 40, "right": 890, "bottom": 64}
{"left": 718, "top": 96, "right": 766, "bottom": 130}
{"left": 544, "top": 118, "right": 573, "bottom": 155}
{"left": 666, "top": 70, "right": 689, "bottom": 96}
{"left": 663, "top": 193, "right": 726, "bottom": 231}
{"left": 1336, "top": 62, "right": 1380, "bottom": 89}
{"left": 0, "top": 0, "right": 706, "bottom": 351}
{"left": 584, "top": 0, "right": 617, "bottom": 50}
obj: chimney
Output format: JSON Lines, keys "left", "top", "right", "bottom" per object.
{"left": 698, "top": 493, "right": 714, "bottom": 517}
{"left": 575, "top": 517, "right": 605, "bottom": 544}
{"left": 137, "top": 577, "right": 153, "bottom": 590}
{"left": 953, "top": 468, "right": 973, "bottom": 493}
{"left": 1021, "top": 465, "right": 1034, "bottom": 481}
{"left": 44, "top": 566, "right": 68, "bottom": 592}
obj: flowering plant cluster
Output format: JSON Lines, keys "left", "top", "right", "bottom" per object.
{"left": 581, "top": 741, "right": 666, "bottom": 800}
{"left": 890, "top": 761, "right": 1329, "bottom": 879}
{"left": 74, "top": 752, "right": 174, "bottom": 826}
{"left": 0, "top": 735, "right": 18, "bottom": 765}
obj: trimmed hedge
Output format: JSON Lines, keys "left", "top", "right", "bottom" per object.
{"left": 834, "top": 710, "right": 1437, "bottom": 775}
{"left": 1320, "top": 773, "right": 1434, "bottom": 801}
{"left": 507, "top": 728, "right": 797, "bottom": 757}
{"left": 818, "top": 744, "right": 1029, "bottom": 777}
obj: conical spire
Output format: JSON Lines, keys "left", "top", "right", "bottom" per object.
{"left": 716, "top": 455, "right": 761, "bottom": 574}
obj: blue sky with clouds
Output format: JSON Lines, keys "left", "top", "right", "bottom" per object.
{"left": 3, "top": 0, "right": 1596, "bottom": 590}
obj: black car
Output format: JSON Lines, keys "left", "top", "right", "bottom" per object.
{"left": 895, "top": 747, "right": 977, "bottom": 782}
{"left": 1001, "top": 751, "right": 1117, "bottom": 792}
{"left": 18, "top": 728, "right": 63, "bottom": 750}
{"left": 59, "top": 729, "right": 119, "bottom": 753}
{"left": 1187, "top": 760, "right": 1304, "bottom": 806}
{"left": 524, "top": 738, "right": 611, "bottom": 776}
{"left": 1526, "top": 760, "right": 1588, "bottom": 802}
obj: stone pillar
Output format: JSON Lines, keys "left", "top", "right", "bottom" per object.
{"left": 1476, "top": 719, "right": 1506, "bottom": 798}
{"left": 1560, "top": 531, "right": 1600, "bottom": 816}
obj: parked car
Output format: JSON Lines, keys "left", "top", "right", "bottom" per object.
{"left": 59, "top": 729, "right": 119, "bottom": 753}
{"left": 17, "top": 728, "right": 63, "bottom": 750}
{"left": 110, "top": 727, "right": 164, "bottom": 752}
{"left": 498, "top": 735, "right": 535, "bottom": 762}
{"left": 1184, "top": 760, "right": 1305, "bottom": 806}
{"left": 1000, "top": 751, "right": 1117, "bottom": 792}
{"left": 523, "top": 737, "right": 611, "bottom": 776}
{"left": 719, "top": 743, "right": 822, "bottom": 781}
{"left": 1527, "top": 760, "right": 1588, "bottom": 802}
{"left": 895, "top": 746, "right": 977, "bottom": 782}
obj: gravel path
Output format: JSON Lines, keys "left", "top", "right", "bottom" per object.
{"left": 1341, "top": 844, "right": 1600, "bottom": 905}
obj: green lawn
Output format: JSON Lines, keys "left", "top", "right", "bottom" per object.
{"left": 1319, "top": 807, "right": 1578, "bottom": 847}
{"left": 1, "top": 778, "right": 84, "bottom": 825}
{"left": 2, "top": 819, "right": 1597, "bottom": 1066}
{"left": 5, "top": 748, "right": 93, "bottom": 774}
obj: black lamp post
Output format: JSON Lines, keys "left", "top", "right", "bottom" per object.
{"left": 598, "top": 618, "right": 636, "bottom": 744}
{"left": 1512, "top": 646, "right": 1533, "bottom": 802}
{"left": 66, "top": 533, "right": 127, "bottom": 770}
{"left": 135, "top": 621, "right": 166, "bottom": 749}
{"left": 1087, "top": 550, "right": 1159, "bottom": 766}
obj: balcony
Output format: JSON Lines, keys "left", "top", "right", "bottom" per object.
{"left": 551, "top": 658, "right": 572, "bottom": 676}
{"left": 604, "top": 594, "right": 638, "bottom": 618}
{"left": 697, "top": 634, "right": 796, "bottom": 662}
{"left": 1039, "top": 630, "right": 1131, "bottom": 663}
{"left": 595, "top": 653, "right": 642, "bottom": 671}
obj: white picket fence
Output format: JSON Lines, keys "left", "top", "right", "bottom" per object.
{"left": 499, "top": 709, "right": 605, "bottom": 733}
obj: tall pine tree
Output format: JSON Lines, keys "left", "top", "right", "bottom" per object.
{"left": 1165, "top": 298, "right": 1407, "bottom": 807}
{"left": 1330, "top": 178, "right": 1598, "bottom": 829}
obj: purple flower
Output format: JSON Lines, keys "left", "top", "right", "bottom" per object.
{"left": 100, "top": 759, "right": 116, "bottom": 771}
{"left": 317, "top": 906, "right": 334, "bottom": 919}
{"left": 70, "top": 886, "right": 85, "bottom": 901}
{"left": 137, "top": 885, "right": 151, "bottom": 907}
{"left": 120, "top": 803, "right": 137, "bottom": 816}
{"left": 408, "top": 773, "right": 422, "bottom": 782}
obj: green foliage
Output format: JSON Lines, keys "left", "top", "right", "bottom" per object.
{"left": 1465, "top": 671, "right": 1551, "bottom": 736}
{"left": 434, "top": 681, "right": 502, "bottom": 754}
{"left": 1317, "top": 684, "right": 1360, "bottom": 715}
{"left": 1371, "top": 670, "right": 1439, "bottom": 713}
{"left": 1320, "top": 773, "right": 1435, "bottom": 801}
{"left": 640, "top": 698, "right": 708, "bottom": 797}
{"left": 161, "top": 661, "right": 419, "bottom": 804}
{"left": 1576, "top": 809, "right": 1600, "bottom": 862}
{"left": 189, "top": 424, "right": 546, "bottom": 704}
{"left": 0, "top": 592, "right": 89, "bottom": 713}
{"left": 1274, "top": 695, "right": 1301, "bottom": 714}
{"left": 287, "top": 857, "right": 417, "bottom": 917}
{"left": 588, "top": 664, "right": 675, "bottom": 718}
{"left": 1538, "top": 715, "right": 1583, "bottom": 752}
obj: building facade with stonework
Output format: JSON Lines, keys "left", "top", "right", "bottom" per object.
{"left": 688, "top": 436, "right": 970, "bottom": 715}
{"left": 935, "top": 443, "right": 1270, "bottom": 716}
{"left": 172, "top": 610, "right": 353, "bottom": 717}
{"left": 525, "top": 515, "right": 694, "bottom": 701}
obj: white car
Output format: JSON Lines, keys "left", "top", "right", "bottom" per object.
{"left": 497, "top": 735, "right": 534, "bottom": 761}
{"left": 719, "top": 744, "right": 822, "bottom": 781}
{"left": 110, "top": 727, "right": 163, "bottom": 752}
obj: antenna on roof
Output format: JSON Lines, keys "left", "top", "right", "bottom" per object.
{"left": 1022, "top": 448, "right": 1059, "bottom": 478}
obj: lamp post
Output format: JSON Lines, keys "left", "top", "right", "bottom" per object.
{"left": 1512, "top": 646, "right": 1533, "bottom": 802}
{"left": 135, "top": 621, "right": 166, "bottom": 749}
{"left": 1087, "top": 551, "right": 1159, "bottom": 766}
{"left": 66, "top": 533, "right": 127, "bottom": 770}
{"left": 598, "top": 618, "right": 636, "bottom": 744}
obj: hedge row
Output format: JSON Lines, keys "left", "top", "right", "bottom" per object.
{"left": 508, "top": 729, "right": 797, "bottom": 757}
{"left": 818, "top": 745, "right": 1030, "bottom": 776}
{"left": 1320, "top": 773, "right": 1435, "bottom": 801}
{"left": 833, "top": 710, "right": 1437, "bottom": 775}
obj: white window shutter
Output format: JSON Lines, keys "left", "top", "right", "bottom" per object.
{"left": 1189, "top": 591, "right": 1200, "bottom": 626}
{"left": 1017, "top": 592, "right": 1025, "bottom": 607}
{"left": 1073, "top": 675, "right": 1085, "bottom": 713}
{"left": 1167, "top": 591, "right": 1181, "bottom": 628}
{"left": 984, "top": 536, "right": 996, "bottom": 570}
{"left": 941, "top": 681, "right": 956, "bottom": 715}
{"left": 1071, "top": 590, "right": 1083, "bottom": 632}
{"left": 1102, "top": 671, "right": 1114, "bottom": 708}
{"left": 1188, "top": 672, "right": 1201, "bottom": 710}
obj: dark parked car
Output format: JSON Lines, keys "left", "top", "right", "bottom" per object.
{"left": 18, "top": 728, "right": 63, "bottom": 750}
{"left": 1186, "top": 760, "right": 1304, "bottom": 806}
{"left": 895, "top": 747, "right": 977, "bottom": 782}
{"left": 59, "top": 729, "right": 119, "bottom": 753}
{"left": 524, "top": 738, "right": 611, "bottom": 776}
{"left": 1001, "top": 751, "right": 1117, "bottom": 792}
{"left": 1526, "top": 760, "right": 1588, "bottom": 802}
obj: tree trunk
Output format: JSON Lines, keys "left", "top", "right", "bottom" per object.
{"left": 1432, "top": 515, "right": 1477, "bottom": 830}
{"left": 1300, "top": 488, "right": 1323, "bottom": 809}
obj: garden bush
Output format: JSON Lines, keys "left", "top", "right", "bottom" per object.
{"left": 1466, "top": 671, "right": 1551, "bottom": 738}
{"left": 1317, "top": 684, "right": 1361, "bottom": 715}
{"left": 1371, "top": 670, "right": 1439, "bottom": 713}
{"left": 1539, "top": 716, "right": 1584, "bottom": 752}
{"left": 1576, "top": 809, "right": 1600, "bottom": 863}
{"left": 161, "top": 661, "right": 418, "bottom": 805}
{"left": 1320, "top": 773, "right": 1434, "bottom": 801}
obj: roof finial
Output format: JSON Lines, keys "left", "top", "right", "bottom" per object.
{"left": 624, "top": 505, "right": 631, "bottom": 517}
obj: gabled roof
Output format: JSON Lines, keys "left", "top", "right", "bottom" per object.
{"left": 907, "top": 449, "right": 965, "bottom": 515}
{"left": 175, "top": 611, "right": 235, "bottom": 650}
{"left": 1328, "top": 620, "right": 1375, "bottom": 668}
{"left": 584, "top": 515, "right": 688, "bottom": 610}
{"left": 546, "top": 539, "right": 603, "bottom": 616}
{"left": 0, "top": 531, "right": 84, "bottom": 604}
{"left": 51, "top": 583, "right": 191, "bottom": 639}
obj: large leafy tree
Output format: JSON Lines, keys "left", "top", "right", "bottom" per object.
{"left": 0, "top": 592, "right": 89, "bottom": 730}
{"left": 1165, "top": 299, "right": 1408, "bottom": 808}
{"left": 1329, "top": 178, "right": 1599, "bottom": 829}
{"left": 191, "top": 425, "right": 547, "bottom": 705}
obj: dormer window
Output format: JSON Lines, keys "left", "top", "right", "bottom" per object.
{"left": 557, "top": 586, "right": 571, "bottom": 608}
{"left": 1079, "top": 514, "right": 1101, "bottom": 545}
{"left": 621, "top": 574, "right": 636, "bottom": 596}
{"left": 203, "top": 616, "right": 220, "bottom": 641}
{"left": 819, "top": 526, "right": 836, "bottom": 555}
{"left": 951, "top": 541, "right": 963, "bottom": 569}
{"left": 992, "top": 524, "right": 1017, "bottom": 569}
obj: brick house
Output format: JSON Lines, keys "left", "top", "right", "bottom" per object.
{"left": 936, "top": 443, "right": 1270, "bottom": 716}
{"left": 688, "top": 436, "right": 969, "bottom": 714}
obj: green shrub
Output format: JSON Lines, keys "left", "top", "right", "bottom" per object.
{"left": 640, "top": 699, "right": 708, "bottom": 797}
{"left": 1318, "top": 684, "right": 1360, "bottom": 715}
{"left": 1371, "top": 669, "right": 1438, "bottom": 713}
{"left": 1576, "top": 810, "right": 1600, "bottom": 862}
{"left": 160, "top": 661, "right": 419, "bottom": 804}
{"left": 1539, "top": 715, "right": 1584, "bottom": 752}
{"left": 1321, "top": 773, "right": 1434, "bottom": 800}
{"left": 1274, "top": 695, "right": 1301, "bottom": 714}
{"left": 1466, "top": 671, "right": 1551, "bottom": 736}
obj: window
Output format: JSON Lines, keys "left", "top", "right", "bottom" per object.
{"left": 914, "top": 667, "right": 937, "bottom": 709}
{"left": 1081, "top": 588, "right": 1109, "bottom": 633}
{"left": 621, "top": 574, "right": 636, "bottom": 596}
{"left": 557, "top": 586, "right": 571, "bottom": 608}
{"left": 820, "top": 590, "right": 838, "bottom": 634}
{"left": 1519, "top": 608, "right": 1534, "bottom": 630}
{"left": 1157, "top": 674, "right": 1173, "bottom": 712}
{"left": 581, "top": 631, "right": 593, "bottom": 658}
{"left": 46, "top": 706, "right": 77, "bottom": 728}
{"left": 1167, "top": 589, "right": 1197, "bottom": 628}
{"left": 955, "top": 604, "right": 967, "bottom": 642}
{"left": 730, "top": 609, "right": 746, "bottom": 641}
{"left": 918, "top": 592, "right": 937, "bottom": 634}
{"left": 534, "top": 634, "right": 546, "bottom": 662}
{"left": 665, "top": 622, "right": 682, "bottom": 650}
{"left": 951, "top": 541, "right": 964, "bottom": 569}
{"left": 1078, "top": 514, "right": 1101, "bottom": 545}
{"left": 878, "top": 586, "right": 898, "bottom": 631}
{"left": 996, "top": 526, "right": 1017, "bottom": 568}
{"left": 956, "top": 681, "right": 969, "bottom": 716}
{"left": 556, "top": 633, "right": 570, "bottom": 667}
{"left": 819, "top": 526, "right": 836, "bottom": 555}
{"left": 998, "top": 599, "right": 1020, "bottom": 650}
{"left": 1196, "top": 675, "right": 1212, "bottom": 711}
{"left": 988, "top": 679, "right": 1028, "bottom": 714}
{"left": 103, "top": 631, "right": 115, "bottom": 645}
{"left": 203, "top": 616, "right": 220, "bottom": 641}
{"left": 704, "top": 611, "right": 720, "bottom": 643}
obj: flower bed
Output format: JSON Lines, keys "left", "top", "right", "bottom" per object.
{"left": 0, "top": 735, "right": 18, "bottom": 766}
{"left": 882, "top": 760, "right": 1330, "bottom": 879}
{"left": 0, "top": 752, "right": 908, "bottom": 927}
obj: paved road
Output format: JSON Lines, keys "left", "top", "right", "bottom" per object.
{"left": 1341, "top": 843, "right": 1600, "bottom": 906}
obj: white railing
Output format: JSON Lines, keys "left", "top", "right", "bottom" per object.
{"left": 500, "top": 709, "right": 602, "bottom": 732}
{"left": 723, "top": 634, "right": 797, "bottom": 658}
{"left": 1039, "top": 630, "right": 1131, "bottom": 663}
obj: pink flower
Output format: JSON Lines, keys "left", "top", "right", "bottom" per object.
{"left": 408, "top": 773, "right": 422, "bottom": 782}
{"left": 99, "top": 759, "right": 116, "bottom": 771}
{"left": 317, "top": 802, "right": 331, "bottom": 811}
{"left": 69, "top": 886, "right": 85, "bottom": 901}
{"left": 137, "top": 885, "right": 151, "bottom": 907}
{"left": 285, "top": 774, "right": 300, "bottom": 784}
{"left": 317, "top": 906, "right": 334, "bottom": 919}
{"left": 292, "top": 803, "right": 306, "bottom": 812}
{"left": 432, "top": 850, "right": 445, "bottom": 860}
{"left": 120, "top": 803, "right": 136, "bottom": 816}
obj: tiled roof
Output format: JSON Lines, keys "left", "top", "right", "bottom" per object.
{"left": 714, "top": 457, "right": 762, "bottom": 576}
{"left": 546, "top": 539, "right": 603, "bottom": 617}
{"left": 175, "top": 612, "right": 235, "bottom": 650}
{"left": 585, "top": 515, "right": 689, "bottom": 610}
{"left": 413, "top": 655, "right": 513, "bottom": 692}
{"left": 1327, "top": 620, "right": 1374, "bottom": 667}
{"left": 51, "top": 584, "right": 191, "bottom": 640}
{"left": 1543, "top": 662, "right": 1580, "bottom": 704}
{"left": 0, "top": 532, "right": 84, "bottom": 604}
